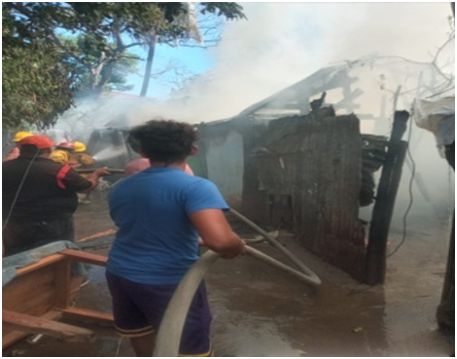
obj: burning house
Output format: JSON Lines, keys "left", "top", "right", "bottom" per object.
{"left": 188, "top": 63, "right": 393, "bottom": 282}
{"left": 83, "top": 57, "right": 451, "bottom": 283}
{"left": 81, "top": 62, "right": 409, "bottom": 283}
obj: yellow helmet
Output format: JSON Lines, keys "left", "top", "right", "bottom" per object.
{"left": 73, "top": 141, "right": 86, "bottom": 153}
{"left": 12, "top": 131, "right": 33, "bottom": 142}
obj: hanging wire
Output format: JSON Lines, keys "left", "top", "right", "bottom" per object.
{"left": 386, "top": 118, "right": 416, "bottom": 258}
{"left": 3, "top": 150, "right": 40, "bottom": 230}
{"left": 426, "top": 85, "right": 455, "bottom": 99}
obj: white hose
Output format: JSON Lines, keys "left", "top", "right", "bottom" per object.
{"left": 153, "top": 250, "right": 219, "bottom": 357}
{"left": 153, "top": 209, "right": 321, "bottom": 357}
{"left": 154, "top": 248, "right": 320, "bottom": 356}
{"left": 229, "top": 208, "right": 320, "bottom": 284}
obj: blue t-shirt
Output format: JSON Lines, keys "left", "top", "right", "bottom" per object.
{"left": 107, "top": 167, "right": 229, "bottom": 285}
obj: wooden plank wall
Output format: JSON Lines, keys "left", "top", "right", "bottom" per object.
{"left": 243, "top": 115, "right": 366, "bottom": 280}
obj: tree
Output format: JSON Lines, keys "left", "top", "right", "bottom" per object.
{"left": 4, "top": 2, "right": 246, "bottom": 98}
{"left": 2, "top": 13, "right": 78, "bottom": 130}
{"left": 139, "top": 2, "right": 246, "bottom": 96}
{"left": 2, "top": 2, "right": 245, "bottom": 130}
{"left": 60, "top": 34, "right": 139, "bottom": 95}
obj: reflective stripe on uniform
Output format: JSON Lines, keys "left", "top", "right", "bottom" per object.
{"left": 56, "top": 165, "right": 72, "bottom": 189}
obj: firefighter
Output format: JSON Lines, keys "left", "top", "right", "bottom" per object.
{"left": 69, "top": 141, "right": 95, "bottom": 168}
{"left": 50, "top": 141, "right": 76, "bottom": 165}
{"left": 70, "top": 141, "right": 96, "bottom": 205}
{"left": 2, "top": 135, "right": 110, "bottom": 256}
{"left": 3, "top": 131, "right": 34, "bottom": 161}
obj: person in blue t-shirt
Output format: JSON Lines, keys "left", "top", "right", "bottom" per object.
{"left": 106, "top": 119, "right": 245, "bottom": 357}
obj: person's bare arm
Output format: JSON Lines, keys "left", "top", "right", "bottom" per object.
{"left": 78, "top": 167, "right": 111, "bottom": 193}
{"left": 189, "top": 209, "right": 245, "bottom": 259}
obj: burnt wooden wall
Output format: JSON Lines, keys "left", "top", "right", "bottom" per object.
{"left": 243, "top": 114, "right": 366, "bottom": 280}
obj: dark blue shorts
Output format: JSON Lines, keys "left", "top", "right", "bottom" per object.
{"left": 105, "top": 271, "right": 212, "bottom": 356}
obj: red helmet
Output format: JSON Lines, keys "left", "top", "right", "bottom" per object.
{"left": 20, "top": 135, "right": 56, "bottom": 149}
{"left": 56, "top": 142, "right": 76, "bottom": 151}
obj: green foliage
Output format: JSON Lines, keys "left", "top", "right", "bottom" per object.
{"left": 60, "top": 34, "right": 138, "bottom": 94}
{"left": 2, "top": 43, "right": 77, "bottom": 131}
{"left": 2, "top": 12, "right": 77, "bottom": 130}
{"left": 200, "top": 2, "right": 246, "bottom": 20}
{"left": 4, "top": 3, "right": 246, "bottom": 57}
{"left": 2, "top": 2, "right": 246, "bottom": 128}
{"left": 4, "top": 2, "right": 246, "bottom": 68}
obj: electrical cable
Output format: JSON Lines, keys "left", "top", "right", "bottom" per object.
{"left": 426, "top": 86, "right": 455, "bottom": 99}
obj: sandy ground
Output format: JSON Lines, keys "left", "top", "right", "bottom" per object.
{"left": 3, "top": 191, "right": 454, "bottom": 357}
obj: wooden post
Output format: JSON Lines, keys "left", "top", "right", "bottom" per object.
{"left": 436, "top": 212, "right": 455, "bottom": 331}
{"left": 437, "top": 140, "right": 454, "bottom": 332}
{"left": 437, "top": 2, "right": 455, "bottom": 334}
{"left": 365, "top": 110, "right": 410, "bottom": 285}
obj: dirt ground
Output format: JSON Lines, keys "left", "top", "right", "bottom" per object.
{"left": 3, "top": 191, "right": 455, "bottom": 357}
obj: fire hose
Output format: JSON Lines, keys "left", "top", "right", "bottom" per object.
{"left": 153, "top": 208, "right": 321, "bottom": 357}
{"left": 75, "top": 168, "right": 125, "bottom": 174}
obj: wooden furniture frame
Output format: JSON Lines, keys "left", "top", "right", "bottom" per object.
{"left": 3, "top": 249, "right": 113, "bottom": 349}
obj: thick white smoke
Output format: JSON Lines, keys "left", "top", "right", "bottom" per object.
{"left": 55, "top": 3, "right": 454, "bottom": 129}
{"left": 169, "top": 2, "right": 454, "bottom": 123}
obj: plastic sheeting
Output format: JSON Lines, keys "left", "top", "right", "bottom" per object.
{"left": 412, "top": 96, "right": 455, "bottom": 156}
{"left": 2, "top": 241, "right": 87, "bottom": 287}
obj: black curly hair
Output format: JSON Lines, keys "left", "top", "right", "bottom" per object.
{"left": 129, "top": 119, "right": 199, "bottom": 163}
